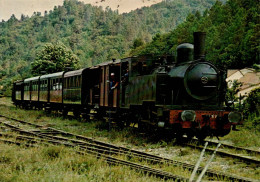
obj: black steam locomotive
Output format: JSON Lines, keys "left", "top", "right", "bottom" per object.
{"left": 12, "top": 32, "right": 242, "bottom": 140}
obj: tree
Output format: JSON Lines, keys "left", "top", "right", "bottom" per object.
{"left": 31, "top": 42, "right": 80, "bottom": 75}
{"left": 132, "top": 38, "right": 144, "bottom": 49}
{"left": 243, "top": 88, "right": 260, "bottom": 118}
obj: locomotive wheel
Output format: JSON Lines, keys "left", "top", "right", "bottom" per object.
{"left": 175, "top": 133, "right": 184, "bottom": 143}
{"left": 117, "top": 113, "right": 131, "bottom": 129}
{"left": 196, "top": 127, "right": 210, "bottom": 141}
{"left": 117, "top": 120, "right": 125, "bottom": 130}
{"left": 45, "top": 108, "right": 51, "bottom": 114}
{"left": 136, "top": 113, "right": 146, "bottom": 132}
{"left": 62, "top": 110, "right": 68, "bottom": 117}
{"left": 73, "top": 111, "right": 80, "bottom": 118}
{"left": 196, "top": 134, "right": 207, "bottom": 141}
{"left": 186, "top": 134, "right": 195, "bottom": 141}
{"left": 82, "top": 113, "right": 90, "bottom": 122}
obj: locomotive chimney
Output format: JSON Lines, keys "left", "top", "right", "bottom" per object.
{"left": 194, "top": 32, "right": 206, "bottom": 60}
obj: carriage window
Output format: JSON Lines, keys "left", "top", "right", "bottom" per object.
{"left": 58, "top": 78, "right": 62, "bottom": 90}
{"left": 25, "top": 83, "right": 29, "bottom": 91}
{"left": 65, "top": 78, "right": 68, "bottom": 88}
{"left": 51, "top": 79, "right": 54, "bottom": 90}
{"left": 75, "top": 77, "right": 78, "bottom": 87}
{"left": 56, "top": 79, "right": 58, "bottom": 90}
{"left": 41, "top": 80, "right": 48, "bottom": 91}
{"left": 66, "top": 78, "right": 69, "bottom": 89}
{"left": 78, "top": 76, "right": 81, "bottom": 87}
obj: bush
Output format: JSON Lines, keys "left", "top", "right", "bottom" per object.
{"left": 242, "top": 88, "right": 260, "bottom": 131}
{"left": 244, "top": 113, "right": 260, "bottom": 131}
{"left": 243, "top": 88, "right": 260, "bottom": 118}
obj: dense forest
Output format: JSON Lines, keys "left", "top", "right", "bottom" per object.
{"left": 131, "top": 0, "right": 259, "bottom": 69}
{"left": 0, "top": 0, "right": 259, "bottom": 96}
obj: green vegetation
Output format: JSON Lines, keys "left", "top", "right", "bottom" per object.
{"left": 225, "top": 80, "right": 243, "bottom": 108}
{"left": 225, "top": 79, "right": 259, "bottom": 132}
{"left": 0, "top": 0, "right": 221, "bottom": 95}
{"left": 31, "top": 42, "right": 80, "bottom": 75}
{"left": 131, "top": 0, "right": 259, "bottom": 70}
{"left": 243, "top": 88, "right": 260, "bottom": 118}
{"left": 0, "top": 144, "right": 167, "bottom": 182}
{"left": 242, "top": 88, "right": 260, "bottom": 131}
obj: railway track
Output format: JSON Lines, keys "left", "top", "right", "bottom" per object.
{"left": 0, "top": 126, "right": 187, "bottom": 181}
{"left": 185, "top": 142, "right": 260, "bottom": 165}
{"left": 203, "top": 139, "right": 260, "bottom": 155}
{"left": 0, "top": 137, "right": 186, "bottom": 181}
{"left": 0, "top": 114, "right": 258, "bottom": 181}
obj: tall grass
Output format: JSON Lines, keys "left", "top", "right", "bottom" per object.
{"left": 0, "top": 144, "right": 170, "bottom": 182}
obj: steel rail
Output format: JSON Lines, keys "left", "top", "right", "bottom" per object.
{"left": 192, "top": 138, "right": 260, "bottom": 156}
{"left": 1, "top": 114, "right": 259, "bottom": 156}
{"left": 185, "top": 143, "right": 260, "bottom": 165}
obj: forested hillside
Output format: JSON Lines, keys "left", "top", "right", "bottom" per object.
{"left": 131, "top": 0, "right": 259, "bottom": 69}
{"left": 0, "top": 0, "right": 219, "bottom": 95}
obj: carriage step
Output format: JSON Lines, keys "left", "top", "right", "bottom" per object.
{"left": 141, "top": 120, "right": 156, "bottom": 125}
{"left": 103, "top": 117, "right": 115, "bottom": 120}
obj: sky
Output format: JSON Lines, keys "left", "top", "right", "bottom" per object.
{"left": 0, "top": 0, "right": 162, "bottom": 21}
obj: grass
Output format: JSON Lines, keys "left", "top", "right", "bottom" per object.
{"left": 0, "top": 97, "right": 259, "bottom": 181}
{"left": 222, "top": 124, "right": 260, "bottom": 150}
{"left": 0, "top": 144, "right": 168, "bottom": 182}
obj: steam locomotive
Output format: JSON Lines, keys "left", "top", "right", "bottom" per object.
{"left": 12, "top": 32, "right": 242, "bottom": 140}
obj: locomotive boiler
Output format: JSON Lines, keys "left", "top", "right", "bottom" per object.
{"left": 12, "top": 32, "right": 243, "bottom": 140}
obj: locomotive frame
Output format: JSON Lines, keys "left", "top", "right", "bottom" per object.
{"left": 12, "top": 32, "right": 243, "bottom": 140}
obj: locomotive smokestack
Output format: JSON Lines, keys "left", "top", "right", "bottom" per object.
{"left": 194, "top": 32, "right": 206, "bottom": 60}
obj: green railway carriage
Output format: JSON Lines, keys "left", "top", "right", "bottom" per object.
{"left": 39, "top": 72, "right": 64, "bottom": 103}
{"left": 12, "top": 80, "right": 24, "bottom": 105}
{"left": 62, "top": 68, "right": 101, "bottom": 116}
{"left": 63, "top": 69, "right": 83, "bottom": 105}
{"left": 23, "top": 76, "right": 40, "bottom": 101}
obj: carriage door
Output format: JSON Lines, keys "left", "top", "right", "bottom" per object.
{"left": 100, "top": 66, "right": 109, "bottom": 107}
{"left": 120, "top": 62, "right": 129, "bottom": 107}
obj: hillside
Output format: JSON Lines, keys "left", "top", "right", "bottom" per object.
{"left": 0, "top": 0, "right": 219, "bottom": 95}
{"left": 130, "top": 0, "right": 260, "bottom": 69}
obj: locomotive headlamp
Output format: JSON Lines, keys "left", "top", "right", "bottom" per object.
{"left": 158, "top": 122, "right": 165, "bottom": 128}
{"left": 181, "top": 110, "right": 196, "bottom": 122}
{"left": 228, "top": 112, "right": 242, "bottom": 123}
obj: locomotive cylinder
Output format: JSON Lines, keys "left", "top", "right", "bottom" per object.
{"left": 194, "top": 32, "right": 206, "bottom": 60}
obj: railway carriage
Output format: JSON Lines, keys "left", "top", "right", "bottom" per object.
{"left": 39, "top": 72, "right": 65, "bottom": 110}
{"left": 12, "top": 80, "right": 23, "bottom": 106}
{"left": 22, "top": 76, "right": 40, "bottom": 108}
{"left": 12, "top": 32, "right": 243, "bottom": 140}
